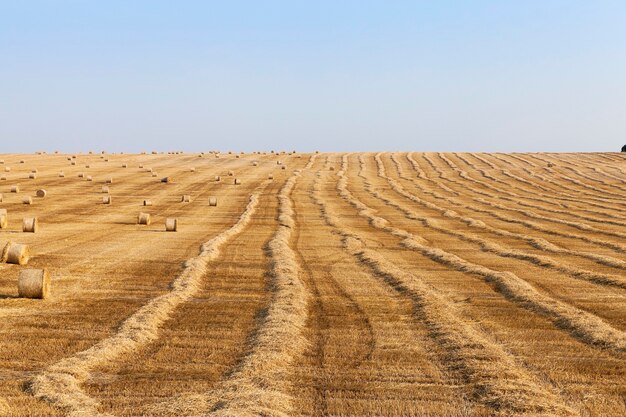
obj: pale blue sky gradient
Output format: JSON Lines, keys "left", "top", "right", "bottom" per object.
{"left": 2, "top": 1, "right": 626, "bottom": 152}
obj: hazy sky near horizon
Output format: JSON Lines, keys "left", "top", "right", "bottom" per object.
{"left": 2, "top": 1, "right": 626, "bottom": 153}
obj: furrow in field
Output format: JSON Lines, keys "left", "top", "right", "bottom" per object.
{"left": 312, "top": 166, "right": 576, "bottom": 416}
{"left": 337, "top": 154, "right": 626, "bottom": 354}
{"left": 378, "top": 154, "right": 626, "bottom": 289}
{"left": 199, "top": 155, "right": 316, "bottom": 417}
{"left": 28, "top": 181, "right": 271, "bottom": 417}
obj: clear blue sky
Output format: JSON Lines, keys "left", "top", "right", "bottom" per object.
{"left": 2, "top": 1, "right": 626, "bottom": 152}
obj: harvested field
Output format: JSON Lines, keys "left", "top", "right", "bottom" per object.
{"left": 0, "top": 151, "right": 625, "bottom": 416}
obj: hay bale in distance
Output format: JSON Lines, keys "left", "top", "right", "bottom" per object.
{"left": 234, "top": 178, "right": 241, "bottom": 185}
{"left": 281, "top": 166, "right": 286, "bottom": 170}
{"left": 151, "top": 172, "right": 158, "bottom": 177}
{"left": 71, "top": 161, "right": 76, "bottom": 166}
{"left": 18, "top": 269, "right": 50, "bottom": 299}
{"left": 31, "top": 169, "right": 38, "bottom": 173}
{"left": 102, "top": 195, "right": 111, "bottom": 204}
{"left": 122, "top": 163, "right": 128, "bottom": 168}
{"left": 86, "top": 175, "right": 93, "bottom": 181}
{"left": 215, "top": 175, "right": 221, "bottom": 182}
{"left": 36, "top": 189, "right": 47, "bottom": 198}
{"left": 4, "top": 167, "right": 10, "bottom": 172}
{"left": 228, "top": 170, "right": 234, "bottom": 176}
{"left": 59, "top": 171, "right": 65, "bottom": 177}
{"left": 161, "top": 177, "right": 173, "bottom": 183}
{"left": 106, "top": 177, "right": 113, "bottom": 184}
{"left": 5, "top": 243, "right": 30, "bottom": 265}
{"left": 23, "top": 217, "right": 37, "bottom": 232}
{"left": 0, "top": 209, "right": 7, "bottom": 229}
{"left": 143, "top": 199, "right": 152, "bottom": 206}
{"left": 137, "top": 212, "right": 151, "bottom": 225}
{"left": 181, "top": 195, "right": 191, "bottom": 203}
{"left": 29, "top": 173, "right": 37, "bottom": 179}
{"left": 268, "top": 174, "right": 274, "bottom": 180}
{"left": 10, "top": 185, "right": 19, "bottom": 193}
{"left": 101, "top": 186, "right": 109, "bottom": 193}
{"left": 22, "top": 197, "right": 32, "bottom": 205}
{"left": 165, "top": 218, "right": 178, "bottom": 232}
{"left": 208, "top": 197, "right": 217, "bottom": 206}
{"left": 78, "top": 172, "right": 84, "bottom": 178}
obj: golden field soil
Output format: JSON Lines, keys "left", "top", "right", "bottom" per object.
{"left": 0, "top": 151, "right": 625, "bottom": 417}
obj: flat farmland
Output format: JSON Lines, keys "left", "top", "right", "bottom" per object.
{"left": 0, "top": 151, "right": 625, "bottom": 417}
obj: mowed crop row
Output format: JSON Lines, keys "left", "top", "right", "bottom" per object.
{"left": 0, "top": 151, "right": 625, "bottom": 416}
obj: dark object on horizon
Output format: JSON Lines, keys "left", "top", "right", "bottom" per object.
{"left": 622, "top": 144, "right": 626, "bottom": 152}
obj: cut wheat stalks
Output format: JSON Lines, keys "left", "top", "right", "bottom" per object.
{"left": 4, "top": 242, "right": 30, "bottom": 265}
{"left": 29, "top": 185, "right": 267, "bottom": 416}
{"left": 204, "top": 156, "right": 316, "bottom": 416}
{"left": 165, "top": 218, "right": 178, "bottom": 232}
{"left": 208, "top": 197, "right": 217, "bottom": 206}
{"left": 23, "top": 217, "right": 38, "bottom": 232}
{"left": 10, "top": 185, "right": 19, "bottom": 193}
{"left": 339, "top": 154, "right": 626, "bottom": 354}
{"left": 18, "top": 269, "right": 50, "bottom": 299}
{"left": 22, "top": 196, "right": 33, "bottom": 205}
{"left": 137, "top": 212, "right": 151, "bottom": 225}
{"left": 143, "top": 199, "right": 152, "bottom": 206}
{"left": 102, "top": 195, "right": 111, "bottom": 204}
{"left": 234, "top": 178, "right": 241, "bottom": 185}
{"left": 181, "top": 195, "right": 191, "bottom": 203}
{"left": 36, "top": 189, "right": 47, "bottom": 198}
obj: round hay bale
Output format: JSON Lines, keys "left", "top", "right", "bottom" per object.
{"left": 85, "top": 164, "right": 90, "bottom": 168}
{"left": 86, "top": 175, "right": 93, "bottom": 181}
{"left": 59, "top": 171, "right": 65, "bottom": 177}
{"left": 161, "top": 177, "right": 173, "bottom": 183}
{"left": 151, "top": 172, "right": 158, "bottom": 177}
{"left": 101, "top": 186, "right": 109, "bottom": 193}
{"left": 0, "top": 175, "right": 5, "bottom": 181}
{"left": 208, "top": 197, "right": 217, "bottom": 206}
{"left": 104, "top": 158, "right": 109, "bottom": 162}
{"left": 281, "top": 166, "right": 286, "bottom": 170}
{"left": 139, "top": 164, "right": 144, "bottom": 168}
{"left": 234, "top": 178, "right": 241, "bottom": 185}
{"left": 0, "top": 159, "right": 3, "bottom": 164}
{"left": 5, "top": 243, "right": 29, "bottom": 265}
{"left": 105, "top": 177, "right": 113, "bottom": 184}
{"left": 329, "top": 166, "right": 335, "bottom": 171}
{"left": 143, "top": 199, "right": 152, "bottom": 206}
{"left": 181, "top": 195, "right": 191, "bottom": 203}
{"left": 18, "top": 269, "right": 50, "bottom": 299}
{"left": 252, "top": 161, "right": 258, "bottom": 166}
{"left": 28, "top": 173, "right": 37, "bottom": 179}
{"left": 71, "top": 161, "right": 76, "bottom": 165}
{"left": 78, "top": 172, "right": 84, "bottom": 178}
{"left": 0, "top": 210, "right": 7, "bottom": 229}
{"left": 277, "top": 160, "right": 282, "bottom": 165}
{"left": 228, "top": 170, "right": 234, "bottom": 176}
{"left": 215, "top": 175, "right": 221, "bottom": 182}
{"left": 102, "top": 195, "right": 111, "bottom": 204}
{"left": 190, "top": 167, "right": 196, "bottom": 172}
{"left": 19, "top": 160, "right": 25, "bottom": 164}
{"left": 235, "top": 155, "right": 240, "bottom": 158}
{"left": 31, "top": 169, "right": 38, "bottom": 173}
{"left": 23, "top": 217, "right": 37, "bottom": 232}
{"left": 137, "top": 212, "right": 151, "bottom": 225}
{"left": 36, "top": 189, "right": 47, "bottom": 198}
{"left": 268, "top": 174, "right": 274, "bottom": 180}
{"left": 10, "top": 185, "right": 19, "bottom": 193}
{"left": 122, "top": 163, "right": 128, "bottom": 168}
{"left": 165, "top": 218, "right": 178, "bottom": 232}
{"left": 4, "top": 166, "right": 10, "bottom": 172}
{"left": 22, "top": 197, "right": 32, "bottom": 205}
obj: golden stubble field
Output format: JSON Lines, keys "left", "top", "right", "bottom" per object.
{"left": 0, "top": 151, "right": 625, "bottom": 417}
